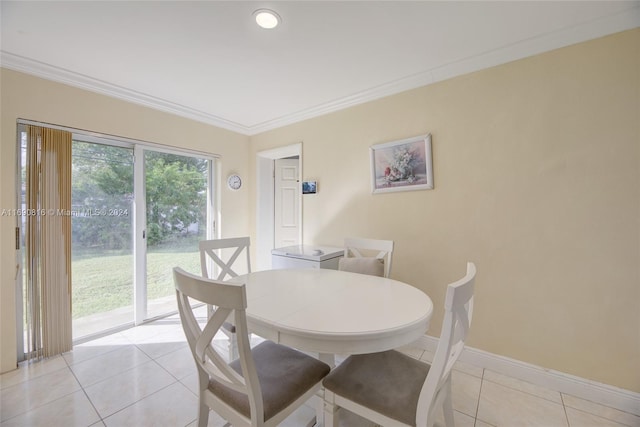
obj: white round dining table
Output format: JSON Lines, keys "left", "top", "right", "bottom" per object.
{"left": 229, "top": 268, "right": 433, "bottom": 356}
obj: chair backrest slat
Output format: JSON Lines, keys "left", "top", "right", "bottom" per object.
{"left": 195, "top": 307, "right": 230, "bottom": 362}
{"left": 416, "top": 262, "right": 476, "bottom": 427}
{"left": 199, "top": 237, "right": 251, "bottom": 281}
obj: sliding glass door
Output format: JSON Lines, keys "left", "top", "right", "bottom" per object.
{"left": 71, "top": 141, "right": 135, "bottom": 338}
{"left": 144, "top": 150, "right": 211, "bottom": 320}
{"left": 17, "top": 123, "right": 216, "bottom": 352}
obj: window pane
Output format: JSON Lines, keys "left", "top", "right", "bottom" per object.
{"left": 71, "top": 141, "right": 134, "bottom": 339}
{"left": 145, "top": 151, "right": 208, "bottom": 319}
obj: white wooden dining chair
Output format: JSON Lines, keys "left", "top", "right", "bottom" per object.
{"left": 174, "top": 267, "right": 331, "bottom": 427}
{"left": 199, "top": 237, "right": 251, "bottom": 360}
{"left": 339, "top": 237, "right": 394, "bottom": 278}
{"left": 323, "top": 262, "right": 476, "bottom": 427}
{"left": 200, "top": 237, "right": 251, "bottom": 281}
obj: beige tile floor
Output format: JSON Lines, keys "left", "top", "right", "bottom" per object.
{"left": 2, "top": 313, "right": 639, "bottom": 427}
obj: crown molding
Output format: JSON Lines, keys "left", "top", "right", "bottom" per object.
{"left": 2, "top": 5, "right": 638, "bottom": 136}
{"left": 246, "top": 6, "right": 640, "bottom": 135}
{"left": 0, "top": 52, "right": 251, "bottom": 135}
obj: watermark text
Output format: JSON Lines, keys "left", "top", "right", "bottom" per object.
{"left": 1, "top": 208, "right": 129, "bottom": 217}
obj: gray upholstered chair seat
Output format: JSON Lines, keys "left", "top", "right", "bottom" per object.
{"left": 210, "top": 341, "right": 331, "bottom": 421}
{"left": 323, "top": 350, "right": 429, "bottom": 426}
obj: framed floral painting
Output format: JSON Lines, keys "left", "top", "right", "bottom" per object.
{"left": 370, "top": 134, "right": 433, "bottom": 194}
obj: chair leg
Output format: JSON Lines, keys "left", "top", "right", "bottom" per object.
{"left": 314, "top": 388, "right": 324, "bottom": 427}
{"left": 442, "top": 378, "right": 455, "bottom": 427}
{"left": 197, "top": 401, "right": 210, "bottom": 427}
{"left": 229, "top": 333, "right": 239, "bottom": 361}
{"left": 196, "top": 370, "right": 210, "bottom": 427}
{"left": 323, "top": 390, "right": 339, "bottom": 427}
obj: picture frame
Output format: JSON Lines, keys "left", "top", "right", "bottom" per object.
{"left": 302, "top": 181, "right": 317, "bottom": 194}
{"left": 370, "top": 134, "right": 434, "bottom": 194}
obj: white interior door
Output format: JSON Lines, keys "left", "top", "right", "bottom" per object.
{"left": 274, "top": 158, "right": 300, "bottom": 248}
{"left": 256, "top": 143, "right": 302, "bottom": 270}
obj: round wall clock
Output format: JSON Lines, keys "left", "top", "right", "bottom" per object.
{"left": 227, "top": 174, "right": 242, "bottom": 190}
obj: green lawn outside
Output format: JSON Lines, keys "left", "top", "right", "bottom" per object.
{"left": 72, "top": 243, "right": 201, "bottom": 319}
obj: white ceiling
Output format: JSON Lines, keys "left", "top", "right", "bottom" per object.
{"left": 1, "top": 1, "right": 638, "bottom": 135}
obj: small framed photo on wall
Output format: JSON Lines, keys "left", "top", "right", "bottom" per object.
{"left": 302, "top": 181, "right": 317, "bottom": 194}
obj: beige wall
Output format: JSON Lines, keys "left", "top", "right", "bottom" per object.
{"left": 0, "top": 69, "right": 251, "bottom": 373}
{"left": 249, "top": 29, "right": 640, "bottom": 392}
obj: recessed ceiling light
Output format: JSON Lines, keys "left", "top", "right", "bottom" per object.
{"left": 253, "top": 9, "right": 281, "bottom": 29}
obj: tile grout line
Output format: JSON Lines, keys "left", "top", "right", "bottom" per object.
{"left": 560, "top": 392, "right": 571, "bottom": 427}
{"left": 481, "top": 372, "right": 567, "bottom": 407}
{"left": 564, "top": 405, "right": 637, "bottom": 427}
{"left": 561, "top": 392, "right": 640, "bottom": 426}
{"left": 98, "top": 378, "right": 190, "bottom": 426}
{"left": 0, "top": 359, "right": 90, "bottom": 425}
{"left": 148, "top": 352, "right": 195, "bottom": 393}
{"left": 67, "top": 341, "right": 180, "bottom": 425}
{"left": 64, "top": 355, "right": 105, "bottom": 426}
{"left": 472, "top": 368, "right": 485, "bottom": 427}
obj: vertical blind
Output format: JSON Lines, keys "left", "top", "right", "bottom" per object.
{"left": 25, "top": 125, "right": 73, "bottom": 359}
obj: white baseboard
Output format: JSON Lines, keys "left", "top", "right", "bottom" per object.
{"left": 416, "top": 335, "right": 640, "bottom": 417}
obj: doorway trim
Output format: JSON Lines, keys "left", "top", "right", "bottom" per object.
{"left": 256, "top": 143, "right": 302, "bottom": 270}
